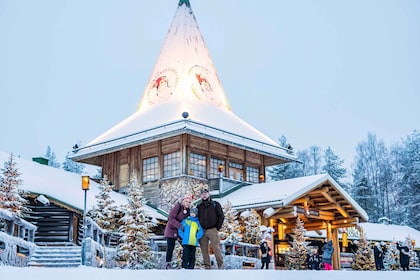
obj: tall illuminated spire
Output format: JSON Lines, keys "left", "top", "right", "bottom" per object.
{"left": 137, "top": 0, "right": 231, "bottom": 113}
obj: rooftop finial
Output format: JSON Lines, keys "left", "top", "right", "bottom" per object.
{"left": 178, "top": 0, "right": 191, "bottom": 8}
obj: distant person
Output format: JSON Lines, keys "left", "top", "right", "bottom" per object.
{"left": 259, "top": 239, "right": 271, "bottom": 269}
{"left": 163, "top": 194, "right": 192, "bottom": 269}
{"left": 373, "top": 242, "right": 385, "bottom": 270}
{"left": 321, "top": 240, "right": 334, "bottom": 270}
{"left": 178, "top": 207, "right": 204, "bottom": 269}
{"left": 307, "top": 248, "right": 320, "bottom": 270}
{"left": 397, "top": 241, "right": 410, "bottom": 271}
{"left": 197, "top": 189, "right": 224, "bottom": 269}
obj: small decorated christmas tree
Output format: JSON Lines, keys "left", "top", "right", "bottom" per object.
{"left": 242, "top": 209, "right": 261, "bottom": 244}
{"left": 286, "top": 216, "right": 309, "bottom": 270}
{"left": 219, "top": 200, "right": 242, "bottom": 244}
{"left": 352, "top": 227, "right": 375, "bottom": 270}
{"left": 384, "top": 240, "right": 400, "bottom": 270}
{"left": 117, "top": 175, "right": 155, "bottom": 269}
{"left": 0, "top": 153, "right": 30, "bottom": 218}
{"left": 90, "top": 174, "right": 120, "bottom": 232}
{"left": 405, "top": 236, "right": 418, "bottom": 268}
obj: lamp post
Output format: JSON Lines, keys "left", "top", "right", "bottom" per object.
{"left": 81, "top": 175, "right": 90, "bottom": 265}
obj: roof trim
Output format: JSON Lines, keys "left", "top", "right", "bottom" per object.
{"left": 71, "top": 119, "right": 299, "bottom": 163}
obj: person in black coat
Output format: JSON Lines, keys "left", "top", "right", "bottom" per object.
{"left": 197, "top": 189, "right": 225, "bottom": 269}
{"left": 260, "top": 239, "right": 271, "bottom": 269}
{"left": 307, "top": 248, "right": 320, "bottom": 270}
{"left": 373, "top": 242, "right": 385, "bottom": 270}
{"left": 397, "top": 241, "right": 410, "bottom": 271}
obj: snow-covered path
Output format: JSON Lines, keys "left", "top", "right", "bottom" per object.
{"left": 1, "top": 266, "right": 419, "bottom": 280}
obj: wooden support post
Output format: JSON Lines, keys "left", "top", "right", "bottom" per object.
{"left": 332, "top": 228, "right": 341, "bottom": 270}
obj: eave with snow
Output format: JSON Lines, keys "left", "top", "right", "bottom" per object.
{"left": 218, "top": 174, "right": 368, "bottom": 233}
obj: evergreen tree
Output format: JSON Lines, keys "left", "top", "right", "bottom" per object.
{"left": 384, "top": 241, "right": 400, "bottom": 270}
{"left": 62, "top": 152, "right": 84, "bottom": 174}
{"left": 269, "top": 136, "right": 302, "bottom": 180}
{"left": 308, "top": 145, "right": 323, "bottom": 175}
{"left": 398, "top": 130, "right": 420, "bottom": 229}
{"left": 242, "top": 209, "right": 261, "bottom": 244}
{"left": 323, "top": 146, "right": 347, "bottom": 184}
{"left": 352, "top": 227, "right": 375, "bottom": 270}
{"left": 351, "top": 133, "right": 389, "bottom": 222}
{"left": 0, "top": 153, "right": 30, "bottom": 218}
{"left": 90, "top": 175, "right": 120, "bottom": 232}
{"left": 45, "top": 145, "right": 61, "bottom": 168}
{"left": 116, "top": 175, "right": 155, "bottom": 269}
{"left": 286, "top": 217, "right": 309, "bottom": 270}
{"left": 350, "top": 176, "right": 375, "bottom": 214}
{"left": 219, "top": 200, "right": 242, "bottom": 244}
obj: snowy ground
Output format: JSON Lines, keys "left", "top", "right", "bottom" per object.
{"left": 1, "top": 266, "right": 419, "bottom": 280}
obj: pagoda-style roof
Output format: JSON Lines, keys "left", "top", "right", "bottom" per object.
{"left": 71, "top": 0, "right": 298, "bottom": 164}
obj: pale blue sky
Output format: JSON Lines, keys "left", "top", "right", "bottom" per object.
{"left": 1, "top": 0, "right": 419, "bottom": 172}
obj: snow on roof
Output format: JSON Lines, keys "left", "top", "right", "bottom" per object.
{"left": 217, "top": 173, "right": 368, "bottom": 222}
{"left": 71, "top": 0, "right": 298, "bottom": 164}
{"left": 0, "top": 151, "right": 166, "bottom": 221}
{"left": 306, "top": 222, "right": 420, "bottom": 249}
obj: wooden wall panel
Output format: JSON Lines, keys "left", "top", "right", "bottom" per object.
{"left": 142, "top": 142, "right": 159, "bottom": 158}
{"left": 162, "top": 136, "right": 181, "bottom": 154}
{"left": 209, "top": 141, "right": 228, "bottom": 157}
{"left": 228, "top": 146, "right": 245, "bottom": 161}
{"left": 189, "top": 135, "right": 208, "bottom": 150}
{"left": 246, "top": 150, "right": 261, "bottom": 165}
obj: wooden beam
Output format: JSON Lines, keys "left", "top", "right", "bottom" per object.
{"left": 321, "top": 190, "right": 349, "bottom": 218}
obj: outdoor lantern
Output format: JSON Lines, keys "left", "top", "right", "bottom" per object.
{"left": 342, "top": 232, "right": 348, "bottom": 247}
{"left": 218, "top": 163, "right": 223, "bottom": 173}
{"left": 412, "top": 239, "right": 416, "bottom": 246}
{"left": 82, "top": 175, "right": 90, "bottom": 190}
{"left": 259, "top": 174, "right": 265, "bottom": 182}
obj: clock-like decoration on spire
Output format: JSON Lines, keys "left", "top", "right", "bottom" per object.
{"left": 147, "top": 68, "right": 179, "bottom": 104}
{"left": 189, "top": 65, "right": 217, "bottom": 102}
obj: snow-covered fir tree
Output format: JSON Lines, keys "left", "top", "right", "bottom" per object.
{"left": 219, "top": 200, "right": 242, "bottom": 244}
{"left": 286, "top": 216, "right": 309, "bottom": 270}
{"left": 116, "top": 175, "right": 155, "bottom": 269}
{"left": 405, "top": 236, "right": 418, "bottom": 268}
{"left": 322, "top": 146, "right": 347, "bottom": 185}
{"left": 44, "top": 145, "right": 60, "bottom": 169}
{"left": 384, "top": 241, "right": 400, "bottom": 270}
{"left": 90, "top": 175, "right": 121, "bottom": 232}
{"left": 0, "top": 153, "right": 29, "bottom": 218}
{"left": 62, "top": 152, "right": 84, "bottom": 174}
{"left": 242, "top": 209, "right": 261, "bottom": 244}
{"left": 352, "top": 227, "right": 375, "bottom": 270}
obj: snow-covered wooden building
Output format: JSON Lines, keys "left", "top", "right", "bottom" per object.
{"left": 61, "top": 0, "right": 373, "bottom": 269}
{"left": 68, "top": 0, "right": 372, "bottom": 270}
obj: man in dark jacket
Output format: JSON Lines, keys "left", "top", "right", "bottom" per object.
{"left": 197, "top": 189, "right": 224, "bottom": 269}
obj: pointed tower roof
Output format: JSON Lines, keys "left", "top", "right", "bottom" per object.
{"left": 72, "top": 1, "right": 298, "bottom": 164}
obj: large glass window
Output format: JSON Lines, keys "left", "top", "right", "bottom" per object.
{"left": 189, "top": 153, "right": 207, "bottom": 178}
{"left": 143, "top": 157, "right": 158, "bottom": 182}
{"left": 229, "top": 162, "right": 243, "bottom": 181}
{"left": 246, "top": 166, "right": 259, "bottom": 184}
{"left": 209, "top": 158, "right": 225, "bottom": 178}
{"left": 163, "top": 151, "right": 181, "bottom": 178}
